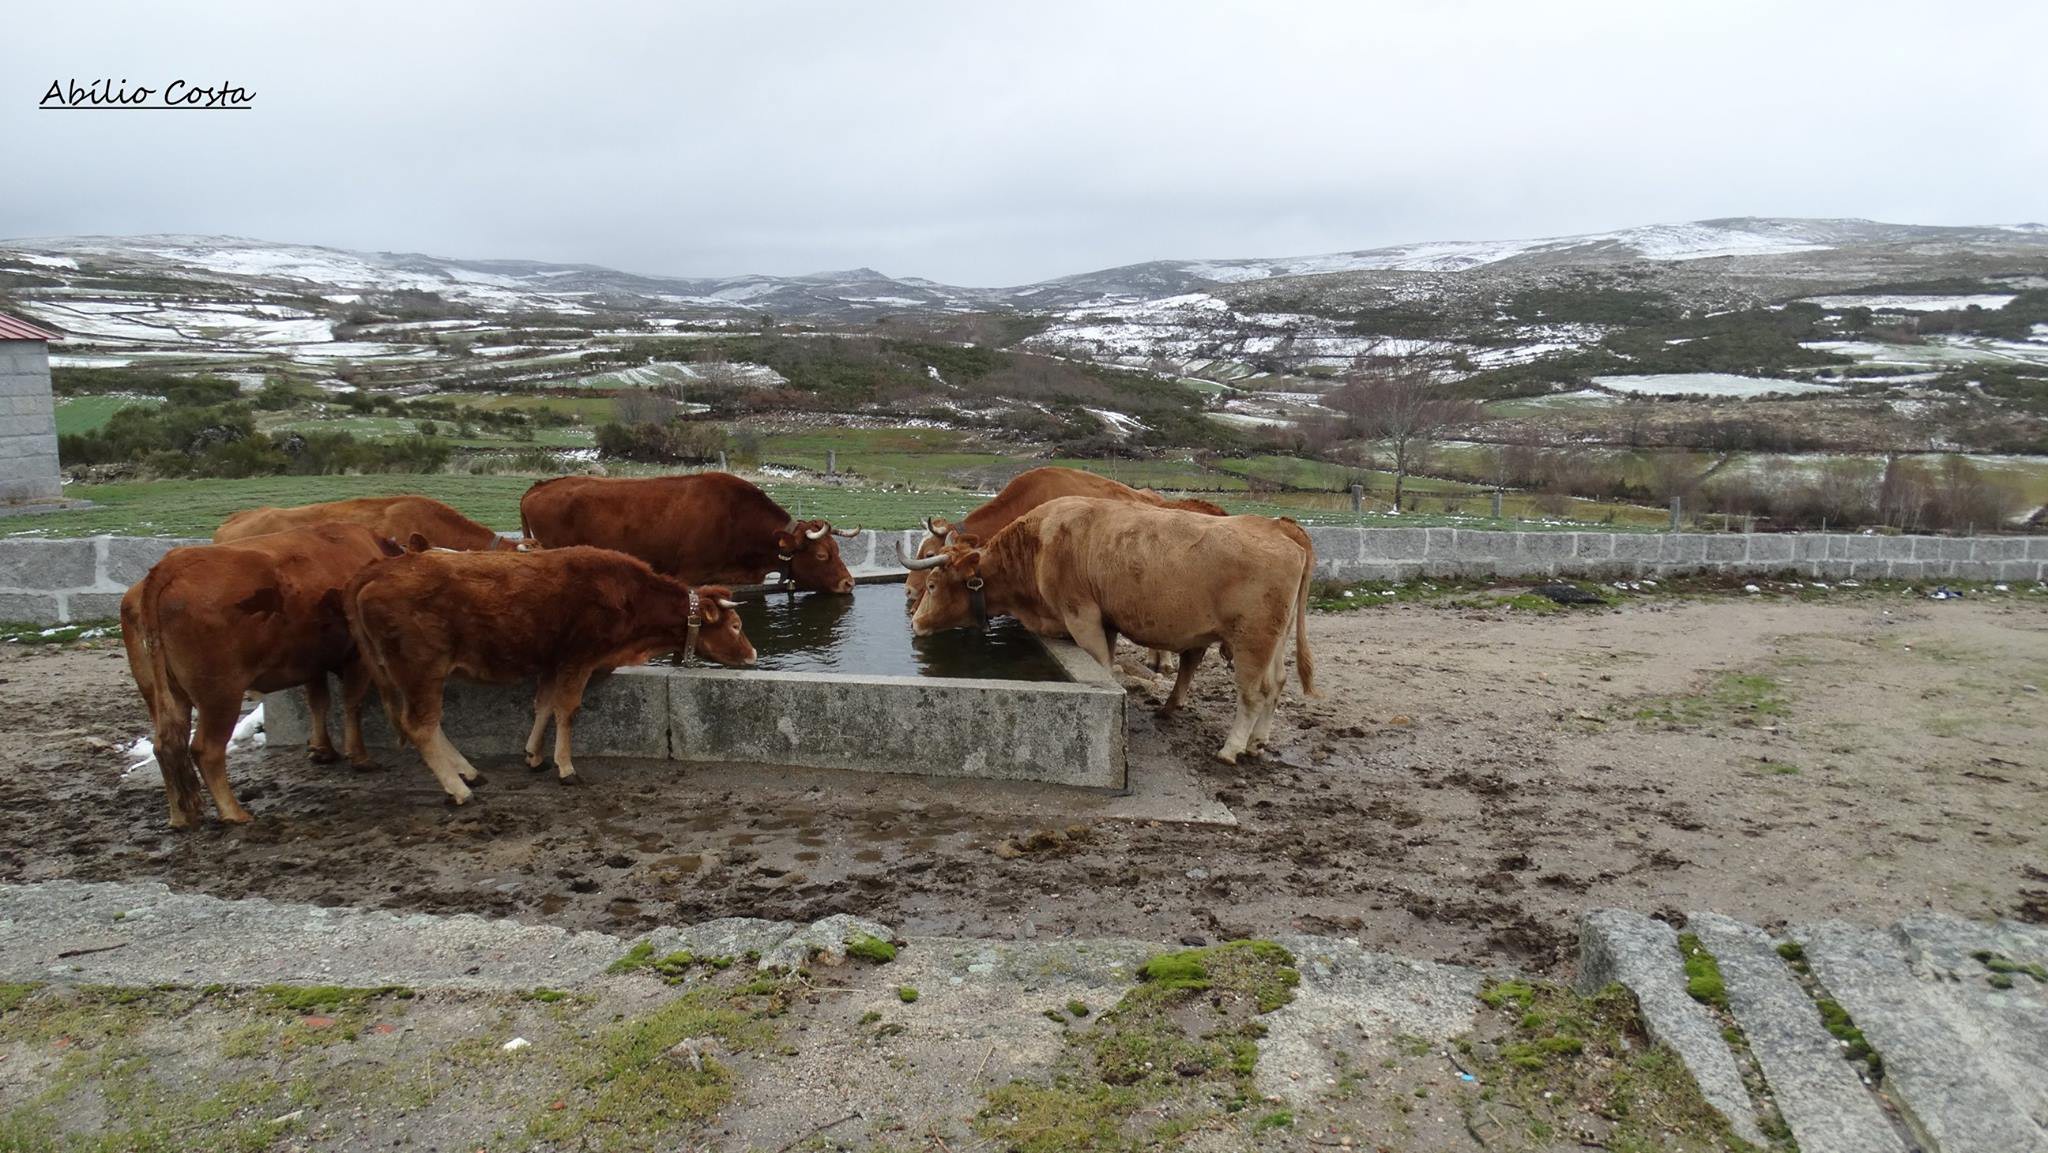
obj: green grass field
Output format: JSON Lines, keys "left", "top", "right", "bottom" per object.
{"left": 15, "top": 472, "right": 1665, "bottom": 538}
{"left": 54, "top": 395, "right": 161, "bottom": 435}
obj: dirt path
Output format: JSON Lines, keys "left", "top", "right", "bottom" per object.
{"left": 3, "top": 592, "right": 2043, "bottom": 976}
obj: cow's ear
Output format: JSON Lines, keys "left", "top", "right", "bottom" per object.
{"left": 957, "top": 550, "right": 982, "bottom": 575}
{"left": 407, "top": 532, "right": 431, "bottom": 554}
{"left": 376, "top": 536, "right": 405, "bottom": 558}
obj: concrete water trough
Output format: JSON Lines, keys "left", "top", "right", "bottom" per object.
{"left": 264, "top": 581, "right": 1129, "bottom": 790}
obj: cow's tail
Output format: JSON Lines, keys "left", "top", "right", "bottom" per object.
{"left": 137, "top": 574, "right": 196, "bottom": 776}
{"left": 342, "top": 575, "right": 408, "bottom": 746}
{"left": 1292, "top": 539, "right": 1319, "bottom": 698}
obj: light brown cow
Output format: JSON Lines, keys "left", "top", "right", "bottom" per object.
{"left": 520, "top": 473, "right": 856, "bottom": 593}
{"left": 344, "top": 546, "right": 757, "bottom": 804}
{"left": 122, "top": 524, "right": 402, "bottom": 827}
{"left": 904, "top": 466, "right": 1230, "bottom": 608}
{"left": 216, "top": 495, "right": 526, "bottom": 552}
{"left": 907, "top": 497, "right": 1316, "bottom": 764}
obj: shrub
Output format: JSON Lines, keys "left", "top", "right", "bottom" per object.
{"left": 594, "top": 420, "right": 729, "bottom": 464}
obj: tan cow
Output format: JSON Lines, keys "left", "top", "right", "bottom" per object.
{"left": 344, "top": 546, "right": 757, "bottom": 804}
{"left": 217, "top": 496, "right": 527, "bottom": 552}
{"left": 905, "top": 466, "right": 1229, "bottom": 609}
{"left": 907, "top": 497, "right": 1315, "bottom": 763}
{"left": 122, "top": 524, "right": 402, "bottom": 827}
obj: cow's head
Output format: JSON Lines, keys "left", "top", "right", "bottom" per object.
{"left": 491, "top": 535, "right": 541, "bottom": 553}
{"left": 902, "top": 516, "right": 955, "bottom": 609}
{"left": 904, "top": 537, "right": 986, "bottom": 636}
{"left": 684, "top": 585, "right": 757, "bottom": 667}
{"left": 772, "top": 520, "right": 857, "bottom": 594}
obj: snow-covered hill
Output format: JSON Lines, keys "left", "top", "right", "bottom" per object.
{"left": 7, "top": 218, "right": 2046, "bottom": 327}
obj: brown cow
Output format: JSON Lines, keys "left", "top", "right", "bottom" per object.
{"left": 216, "top": 495, "right": 526, "bottom": 552}
{"left": 122, "top": 524, "right": 402, "bottom": 827}
{"left": 906, "top": 497, "right": 1316, "bottom": 764}
{"left": 520, "top": 473, "right": 856, "bottom": 594}
{"left": 344, "top": 546, "right": 757, "bottom": 804}
{"left": 904, "top": 467, "right": 1230, "bottom": 608}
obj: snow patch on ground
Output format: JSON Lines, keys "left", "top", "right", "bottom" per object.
{"left": 1802, "top": 293, "right": 2017, "bottom": 312}
{"left": 1083, "top": 408, "right": 1148, "bottom": 438}
{"left": 1593, "top": 373, "right": 1840, "bottom": 398}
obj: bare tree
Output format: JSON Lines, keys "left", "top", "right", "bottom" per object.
{"left": 1325, "top": 346, "right": 1476, "bottom": 509}
{"left": 613, "top": 388, "right": 677, "bottom": 427}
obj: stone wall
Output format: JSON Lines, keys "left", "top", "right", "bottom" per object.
{"left": 4, "top": 528, "right": 2044, "bottom": 626}
{"left": 0, "top": 536, "right": 205, "bottom": 624}
{"left": 857, "top": 526, "right": 2048, "bottom": 586}
{"left": 0, "top": 342, "right": 62, "bottom": 505}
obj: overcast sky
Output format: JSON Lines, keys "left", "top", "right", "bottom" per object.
{"left": 2, "top": 1, "right": 2043, "bottom": 286}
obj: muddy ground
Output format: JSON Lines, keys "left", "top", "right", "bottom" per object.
{"left": 3, "top": 588, "right": 2044, "bottom": 976}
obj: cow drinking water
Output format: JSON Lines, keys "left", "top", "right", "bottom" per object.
{"left": 343, "top": 546, "right": 757, "bottom": 804}
{"left": 906, "top": 496, "right": 1316, "bottom": 764}
{"left": 519, "top": 473, "right": 857, "bottom": 593}
{"left": 904, "top": 466, "right": 1228, "bottom": 610}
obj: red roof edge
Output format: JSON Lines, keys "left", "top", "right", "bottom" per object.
{"left": 0, "top": 313, "right": 63, "bottom": 342}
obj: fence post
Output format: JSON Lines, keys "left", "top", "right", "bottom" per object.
{"left": 827, "top": 450, "right": 837, "bottom": 476}
{"left": 1349, "top": 484, "right": 1363, "bottom": 514}
{"left": 1743, "top": 514, "right": 1755, "bottom": 535}
{"left": 1669, "top": 497, "right": 1682, "bottom": 531}
{"left": 717, "top": 450, "right": 727, "bottom": 472}
{"left": 1491, "top": 490, "right": 1503, "bottom": 519}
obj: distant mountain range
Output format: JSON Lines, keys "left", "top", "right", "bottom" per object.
{"left": 5, "top": 218, "right": 2046, "bottom": 322}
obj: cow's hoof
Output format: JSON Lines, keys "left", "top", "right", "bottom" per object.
{"left": 557, "top": 771, "right": 580, "bottom": 787}
{"left": 218, "top": 810, "right": 255, "bottom": 825}
{"left": 444, "top": 790, "right": 472, "bottom": 807}
{"left": 307, "top": 746, "right": 341, "bottom": 764}
{"left": 464, "top": 771, "right": 488, "bottom": 788}
{"left": 525, "top": 755, "right": 548, "bottom": 772}
{"left": 1214, "top": 750, "right": 1240, "bottom": 765}
{"left": 349, "top": 758, "right": 381, "bottom": 772}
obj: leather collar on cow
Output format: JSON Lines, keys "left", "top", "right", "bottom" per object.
{"left": 681, "top": 588, "right": 703, "bottom": 663}
{"left": 966, "top": 575, "right": 988, "bottom": 629}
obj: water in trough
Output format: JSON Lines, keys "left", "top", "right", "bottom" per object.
{"left": 729, "top": 583, "right": 1069, "bottom": 680}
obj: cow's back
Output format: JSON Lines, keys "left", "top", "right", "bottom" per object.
{"left": 216, "top": 496, "right": 497, "bottom": 550}
{"left": 519, "top": 474, "right": 785, "bottom": 579}
{"left": 349, "top": 545, "right": 669, "bottom": 681}
{"left": 962, "top": 468, "right": 1153, "bottom": 538}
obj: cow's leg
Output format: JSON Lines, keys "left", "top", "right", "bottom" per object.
{"left": 304, "top": 674, "right": 340, "bottom": 763}
{"left": 192, "top": 696, "right": 254, "bottom": 823}
{"left": 1161, "top": 647, "right": 1205, "bottom": 713}
{"left": 550, "top": 666, "right": 597, "bottom": 783}
{"left": 392, "top": 680, "right": 475, "bottom": 803}
{"left": 150, "top": 689, "right": 206, "bottom": 830}
{"left": 414, "top": 725, "right": 477, "bottom": 804}
{"left": 1063, "top": 612, "right": 1116, "bottom": 671}
{"left": 523, "top": 674, "right": 558, "bottom": 770}
{"left": 1247, "top": 640, "right": 1289, "bottom": 754}
{"left": 1216, "top": 646, "right": 1276, "bottom": 765}
{"left": 340, "top": 659, "right": 377, "bottom": 769}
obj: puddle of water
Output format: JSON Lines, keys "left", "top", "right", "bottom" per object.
{"left": 730, "top": 583, "right": 1068, "bottom": 680}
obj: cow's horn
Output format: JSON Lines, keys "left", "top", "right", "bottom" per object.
{"left": 832, "top": 525, "right": 861, "bottom": 537}
{"left": 717, "top": 598, "right": 742, "bottom": 609}
{"left": 901, "top": 553, "right": 947, "bottom": 571}
{"left": 805, "top": 523, "right": 829, "bottom": 540}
